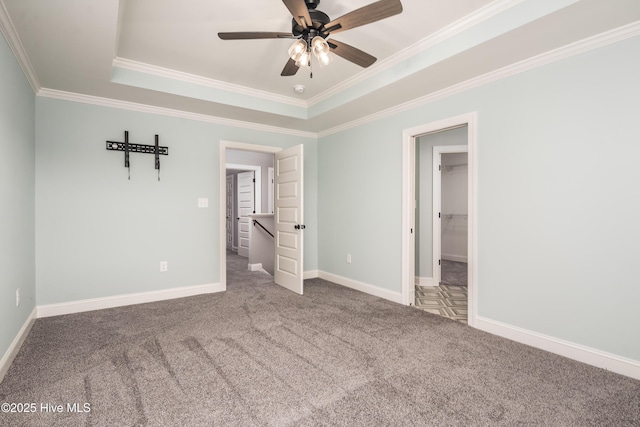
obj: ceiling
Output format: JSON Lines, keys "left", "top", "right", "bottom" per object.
{"left": 2, "top": 0, "right": 640, "bottom": 135}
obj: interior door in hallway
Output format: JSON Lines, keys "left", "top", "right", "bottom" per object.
{"left": 274, "top": 144, "right": 304, "bottom": 295}
{"left": 237, "top": 170, "right": 255, "bottom": 258}
{"left": 226, "top": 174, "right": 234, "bottom": 250}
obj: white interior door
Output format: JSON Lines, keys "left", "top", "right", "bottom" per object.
{"left": 226, "top": 175, "right": 234, "bottom": 250}
{"left": 237, "top": 171, "right": 255, "bottom": 258}
{"left": 274, "top": 144, "right": 304, "bottom": 295}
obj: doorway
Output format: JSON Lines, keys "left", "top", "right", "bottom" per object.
{"left": 401, "top": 113, "right": 477, "bottom": 327}
{"left": 415, "top": 144, "right": 469, "bottom": 323}
{"left": 219, "top": 141, "right": 305, "bottom": 295}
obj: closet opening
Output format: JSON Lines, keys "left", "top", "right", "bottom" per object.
{"left": 401, "top": 113, "right": 477, "bottom": 326}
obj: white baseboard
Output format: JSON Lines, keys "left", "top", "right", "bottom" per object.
{"left": 475, "top": 316, "right": 640, "bottom": 381}
{"left": 318, "top": 271, "right": 402, "bottom": 304}
{"left": 415, "top": 276, "right": 437, "bottom": 286}
{"left": 303, "top": 270, "right": 319, "bottom": 280}
{"left": 442, "top": 254, "right": 468, "bottom": 263}
{"left": 248, "top": 263, "right": 263, "bottom": 271}
{"left": 248, "top": 263, "right": 272, "bottom": 276}
{"left": 37, "top": 283, "right": 223, "bottom": 318}
{"left": 0, "top": 307, "right": 37, "bottom": 383}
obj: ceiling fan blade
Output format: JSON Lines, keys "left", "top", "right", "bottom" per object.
{"left": 282, "top": 0, "right": 313, "bottom": 29}
{"left": 218, "top": 32, "right": 295, "bottom": 40}
{"left": 281, "top": 57, "right": 300, "bottom": 76}
{"left": 325, "top": 0, "right": 403, "bottom": 34}
{"left": 328, "top": 39, "right": 376, "bottom": 68}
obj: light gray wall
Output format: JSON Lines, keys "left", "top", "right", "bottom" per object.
{"left": 35, "top": 97, "right": 317, "bottom": 306}
{"left": 319, "top": 36, "right": 640, "bottom": 362}
{"left": 415, "top": 127, "right": 468, "bottom": 278}
{"left": 0, "top": 33, "right": 36, "bottom": 364}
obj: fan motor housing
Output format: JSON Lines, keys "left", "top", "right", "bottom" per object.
{"left": 292, "top": 8, "right": 330, "bottom": 37}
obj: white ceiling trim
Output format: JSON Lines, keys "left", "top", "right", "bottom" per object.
{"left": 307, "top": 0, "right": 526, "bottom": 107}
{"left": 37, "top": 88, "right": 318, "bottom": 140}
{"left": 112, "top": 57, "right": 308, "bottom": 109}
{"left": 0, "top": 0, "right": 40, "bottom": 93}
{"left": 318, "top": 21, "right": 640, "bottom": 138}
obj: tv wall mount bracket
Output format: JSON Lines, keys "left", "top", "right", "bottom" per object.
{"left": 106, "top": 131, "right": 168, "bottom": 180}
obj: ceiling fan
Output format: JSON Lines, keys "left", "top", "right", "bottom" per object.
{"left": 218, "top": 0, "right": 403, "bottom": 76}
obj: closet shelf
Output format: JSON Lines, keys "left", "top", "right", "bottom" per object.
{"left": 442, "top": 214, "right": 468, "bottom": 220}
{"left": 442, "top": 163, "right": 467, "bottom": 172}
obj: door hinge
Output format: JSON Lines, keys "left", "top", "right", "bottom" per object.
{"left": 439, "top": 212, "right": 441, "bottom": 218}
{"left": 438, "top": 164, "right": 441, "bottom": 171}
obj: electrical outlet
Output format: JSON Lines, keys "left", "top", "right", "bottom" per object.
{"left": 197, "top": 198, "right": 208, "bottom": 208}
{"left": 346, "top": 254, "right": 352, "bottom": 264}
{"left": 16, "top": 288, "right": 20, "bottom": 307}
{"left": 160, "top": 261, "right": 168, "bottom": 272}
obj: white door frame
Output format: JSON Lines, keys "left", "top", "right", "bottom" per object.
{"left": 433, "top": 145, "right": 468, "bottom": 288}
{"left": 220, "top": 141, "right": 281, "bottom": 291}
{"left": 226, "top": 174, "right": 234, "bottom": 251}
{"left": 401, "top": 112, "right": 478, "bottom": 326}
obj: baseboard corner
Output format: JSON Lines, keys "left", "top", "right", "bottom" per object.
{"left": 248, "top": 263, "right": 263, "bottom": 272}
{"left": 304, "top": 270, "right": 319, "bottom": 280}
{"left": 415, "top": 276, "right": 437, "bottom": 287}
{"left": 0, "top": 307, "right": 37, "bottom": 383}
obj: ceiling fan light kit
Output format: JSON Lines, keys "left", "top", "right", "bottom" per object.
{"left": 218, "top": 0, "right": 403, "bottom": 77}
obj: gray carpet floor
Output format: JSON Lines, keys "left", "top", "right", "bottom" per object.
{"left": 441, "top": 260, "right": 467, "bottom": 287}
{"left": 1, "top": 252, "right": 639, "bottom": 426}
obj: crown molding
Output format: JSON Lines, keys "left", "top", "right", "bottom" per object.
{"left": 37, "top": 88, "right": 317, "bottom": 139}
{"left": 308, "top": 0, "right": 526, "bottom": 107}
{"left": 0, "top": 0, "right": 40, "bottom": 93}
{"left": 112, "top": 57, "right": 308, "bottom": 109}
{"left": 318, "top": 21, "right": 640, "bottom": 138}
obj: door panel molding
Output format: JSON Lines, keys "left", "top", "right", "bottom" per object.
{"left": 274, "top": 144, "right": 304, "bottom": 295}
{"left": 236, "top": 170, "right": 255, "bottom": 258}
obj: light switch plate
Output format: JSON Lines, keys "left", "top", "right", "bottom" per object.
{"left": 198, "top": 198, "right": 208, "bottom": 208}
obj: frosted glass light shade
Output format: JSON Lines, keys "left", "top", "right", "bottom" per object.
{"left": 295, "top": 50, "right": 311, "bottom": 68}
{"left": 288, "top": 39, "right": 307, "bottom": 61}
{"left": 311, "top": 36, "right": 330, "bottom": 56}
{"left": 316, "top": 51, "right": 333, "bottom": 67}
